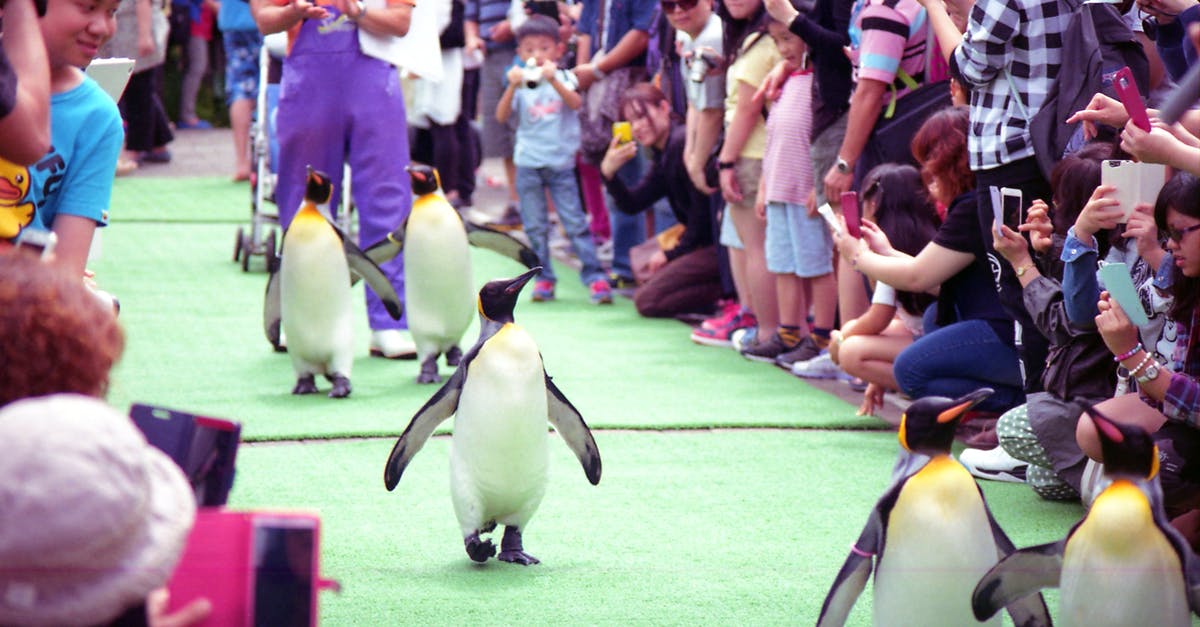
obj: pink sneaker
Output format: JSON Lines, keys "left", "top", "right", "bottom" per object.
{"left": 691, "top": 310, "right": 757, "bottom": 348}
{"left": 589, "top": 279, "right": 613, "bottom": 304}
{"left": 531, "top": 280, "right": 555, "bottom": 302}
{"left": 701, "top": 300, "right": 742, "bottom": 331}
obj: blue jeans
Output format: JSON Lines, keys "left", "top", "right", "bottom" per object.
{"left": 606, "top": 155, "right": 647, "bottom": 279}
{"left": 893, "top": 319, "right": 1025, "bottom": 413}
{"left": 516, "top": 165, "right": 605, "bottom": 285}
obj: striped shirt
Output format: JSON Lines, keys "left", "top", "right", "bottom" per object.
{"left": 850, "top": 0, "right": 928, "bottom": 102}
{"left": 949, "top": 0, "right": 1071, "bottom": 171}
{"left": 464, "top": 0, "right": 516, "bottom": 51}
{"left": 762, "top": 71, "right": 814, "bottom": 205}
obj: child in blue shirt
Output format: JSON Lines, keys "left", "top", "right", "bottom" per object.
{"left": 1, "top": 0, "right": 124, "bottom": 279}
{"left": 496, "top": 15, "right": 611, "bottom": 304}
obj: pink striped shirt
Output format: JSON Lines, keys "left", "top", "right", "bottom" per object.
{"left": 762, "top": 70, "right": 814, "bottom": 205}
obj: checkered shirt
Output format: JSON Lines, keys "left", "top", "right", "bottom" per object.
{"left": 1163, "top": 310, "right": 1200, "bottom": 428}
{"left": 949, "top": 0, "right": 1072, "bottom": 171}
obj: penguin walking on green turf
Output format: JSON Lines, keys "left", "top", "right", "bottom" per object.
{"left": 383, "top": 267, "right": 601, "bottom": 564}
{"left": 817, "top": 388, "right": 1050, "bottom": 627}
{"left": 364, "top": 165, "right": 537, "bottom": 384}
{"left": 973, "top": 406, "right": 1200, "bottom": 626}
{"left": 266, "top": 166, "right": 403, "bottom": 398}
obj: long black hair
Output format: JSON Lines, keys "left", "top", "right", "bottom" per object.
{"left": 1049, "top": 141, "right": 1115, "bottom": 264}
{"left": 1154, "top": 173, "right": 1200, "bottom": 320}
{"left": 717, "top": 0, "right": 771, "bottom": 68}
{"left": 860, "top": 163, "right": 940, "bottom": 316}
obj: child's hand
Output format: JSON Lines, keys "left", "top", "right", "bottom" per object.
{"left": 1095, "top": 291, "right": 1139, "bottom": 357}
{"left": 1074, "top": 184, "right": 1122, "bottom": 243}
{"left": 540, "top": 60, "right": 557, "bottom": 81}
{"left": 1066, "top": 93, "right": 1127, "bottom": 140}
{"left": 291, "top": 0, "right": 329, "bottom": 19}
{"left": 506, "top": 65, "right": 524, "bottom": 87}
{"left": 719, "top": 167, "right": 742, "bottom": 204}
{"left": 1021, "top": 198, "right": 1054, "bottom": 254}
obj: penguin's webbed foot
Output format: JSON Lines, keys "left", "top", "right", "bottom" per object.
{"left": 465, "top": 532, "right": 496, "bottom": 563}
{"left": 292, "top": 375, "right": 318, "bottom": 395}
{"left": 417, "top": 355, "right": 442, "bottom": 384}
{"left": 327, "top": 374, "right": 351, "bottom": 398}
{"left": 445, "top": 345, "right": 463, "bottom": 367}
{"left": 497, "top": 526, "right": 540, "bottom": 566}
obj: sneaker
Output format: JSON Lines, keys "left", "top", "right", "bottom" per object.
{"left": 689, "top": 309, "right": 757, "bottom": 348}
{"left": 774, "top": 335, "right": 824, "bottom": 370}
{"left": 589, "top": 279, "right": 613, "bottom": 304}
{"left": 701, "top": 301, "right": 742, "bottom": 331}
{"left": 740, "top": 332, "right": 792, "bottom": 363}
{"left": 958, "top": 446, "right": 1028, "bottom": 483}
{"left": 607, "top": 273, "right": 637, "bottom": 290}
{"left": 730, "top": 326, "right": 758, "bottom": 352}
{"left": 531, "top": 280, "right": 555, "bottom": 302}
{"left": 369, "top": 329, "right": 417, "bottom": 360}
{"left": 790, "top": 353, "right": 841, "bottom": 379}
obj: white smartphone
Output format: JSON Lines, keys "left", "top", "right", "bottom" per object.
{"left": 989, "top": 186, "right": 1004, "bottom": 239}
{"left": 1101, "top": 160, "right": 1168, "bottom": 223}
{"left": 816, "top": 203, "right": 842, "bottom": 237}
{"left": 84, "top": 58, "right": 135, "bottom": 103}
{"left": 1001, "top": 187, "right": 1024, "bottom": 231}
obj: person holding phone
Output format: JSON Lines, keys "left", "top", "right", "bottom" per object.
{"left": 1083, "top": 172, "right": 1200, "bottom": 518}
{"left": 833, "top": 106, "right": 1026, "bottom": 423}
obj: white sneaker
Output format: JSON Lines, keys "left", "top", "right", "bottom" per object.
{"left": 1079, "top": 458, "right": 1111, "bottom": 509}
{"left": 369, "top": 329, "right": 417, "bottom": 360}
{"left": 958, "top": 446, "right": 1028, "bottom": 483}
{"left": 731, "top": 327, "right": 757, "bottom": 352}
{"left": 790, "top": 353, "right": 841, "bottom": 379}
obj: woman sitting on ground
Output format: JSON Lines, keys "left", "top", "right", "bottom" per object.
{"left": 599, "top": 82, "right": 722, "bottom": 318}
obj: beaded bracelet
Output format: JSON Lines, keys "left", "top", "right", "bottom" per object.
{"left": 1114, "top": 342, "right": 1143, "bottom": 362}
{"left": 1128, "top": 351, "right": 1155, "bottom": 378}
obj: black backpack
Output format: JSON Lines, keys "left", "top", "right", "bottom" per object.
{"left": 1027, "top": 0, "right": 1148, "bottom": 179}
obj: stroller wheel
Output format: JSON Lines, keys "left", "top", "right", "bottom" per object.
{"left": 234, "top": 226, "right": 246, "bottom": 263}
{"left": 265, "top": 230, "right": 279, "bottom": 273}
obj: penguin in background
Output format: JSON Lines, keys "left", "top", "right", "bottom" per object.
{"left": 973, "top": 406, "right": 1200, "bottom": 626}
{"left": 383, "top": 267, "right": 601, "bottom": 564}
{"left": 817, "top": 388, "right": 1051, "bottom": 627}
{"left": 264, "top": 167, "right": 403, "bottom": 397}
{"left": 364, "top": 165, "right": 538, "bottom": 383}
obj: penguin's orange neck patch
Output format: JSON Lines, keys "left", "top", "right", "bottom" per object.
{"left": 294, "top": 203, "right": 324, "bottom": 223}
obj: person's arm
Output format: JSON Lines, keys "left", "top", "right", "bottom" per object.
{"left": 947, "top": 0, "right": 1020, "bottom": 89}
{"left": 1060, "top": 227, "right": 1102, "bottom": 326}
{"left": 251, "top": 0, "right": 329, "bottom": 35}
{"left": 1121, "top": 119, "right": 1200, "bottom": 176}
{"left": 685, "top": 105, "right": 722, "bottom": 194}
{"left": 918, "top": 0, "right": 965, "bottom": 64}
{"left": 50, "top": 215, "right": 97, "bottom": 279}
{"left": 136, "top": 0, "right": 155, "bottom": 58}
{"left": 844, "top": 238, "right": 974, "bottom": 293}
{"left": 495, "top": 81, "right": 517, "bottom": 123}
{"left": 339, "top": 0, "right": 413, "bottom": 37}
{"left": 574, "top": 29, "right": 649, "bottom": 91}
{"left": 601, "top": 142, "right": 668, "bottom": 214}
{"left": 843, "top": 302, "right": 897, "bottom": 338}
{"left": 0, "top": 0, "right": 51, "bottom": 165}
{"left": 821, "top": 78, "right": 887, "bottom": 202}
{"left": 717, "top": 79, "right": 765, "bottom": 202}
{"left": 766, "top": 0, "right": 850, "bottom": 49}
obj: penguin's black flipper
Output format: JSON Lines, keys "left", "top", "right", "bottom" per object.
{"left": 466, "top": 221, "right": 540, "bottom": 269}
{"left": 977, "top": 488, "right": 1053, "bottom": 626}
{"left": 263, "top": 263, "right": 283, "bottom": 350}
{"left": 545, "top": 374, "right": 601, "bottom": 485}
{"left": 817, "top": 483, "right": 899, "bottom": 627}
{"left": 971, "top": 541, "right": 1064, "bottom": 623}
{"left": 363, "top": 219, "right": 407, "bottom": 269}
{"left": 384, "top": 365, "right": 465, "bottom": 490}
{"left": 338, "top": 228, "right": 404, "bottom": 320}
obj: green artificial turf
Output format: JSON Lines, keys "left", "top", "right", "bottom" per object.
{"left": 111, "top": 177, "right": 252, "bottom": 223}
{"left": 227, "top": 431, "right": 1083, "bottom": 625}
{"left": 95, "top": 222, "right": 884, "bottom": 440}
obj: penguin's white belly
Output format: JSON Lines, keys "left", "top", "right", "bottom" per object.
{"left": 1059, "top": 483, "right": 1189, "bottom": 627}
{"left": 281, "top": 223, "right": 353, "bottom": 375}
{"left": 404, "top": 209, "right": 474, "bottom": 355}
{"left": 450, "top": 325, "right": 548, "bottom": 529}
{"left": 874, "top": 458, "right": 1001, "bottom": 627}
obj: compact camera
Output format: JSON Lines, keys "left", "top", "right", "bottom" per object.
{"left": 687, "top": 48, "right": 719, "bottom": 83}
{"left": 522, "top": 58, "right": 543, "bottom": 89}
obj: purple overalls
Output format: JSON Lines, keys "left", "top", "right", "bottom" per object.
{"left": 275, "top": 8, "right": 411, "bottom": 330}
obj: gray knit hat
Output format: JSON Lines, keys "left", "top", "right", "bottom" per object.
{"left": 0, "top": 394, "right": 196, "bottom": 626}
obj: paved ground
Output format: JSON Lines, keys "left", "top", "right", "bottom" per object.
{"left": 138, "top": 126, "right": 904, "bottom": 423}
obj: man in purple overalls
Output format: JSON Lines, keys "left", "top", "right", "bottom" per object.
{"left": 251, "top": 0, "right": 417, "bottom": 358}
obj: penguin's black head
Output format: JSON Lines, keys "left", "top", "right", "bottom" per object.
{"left": 305, "top": 166, "right": 333, "bottom": 204}
{"left": 406, "top": 164, "right": 441, "bottom": 196}
{"left": 899, "top": 388, "right": 993, "bottom": 455}
{"left": 478, "top": 267, "right": 541, "bottom": 323}
{"left": 1086, "top": 404, "right": 1158, "bottom": 480}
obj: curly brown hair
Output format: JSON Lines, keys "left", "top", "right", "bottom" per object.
{"left": 910, "top": 105, "right": 975, "bottom": 205}
{"left": 0, "top": 253, "right": 124, "bottom": 407}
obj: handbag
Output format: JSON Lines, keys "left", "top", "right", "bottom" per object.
{"left": 579, "top": 66, "right": 643, "bottom": 164}
{"left": 630, "top": 223, "right": 686, "bottom": 285}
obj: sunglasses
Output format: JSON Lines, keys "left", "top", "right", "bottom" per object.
{"left": 1166, "top": 223, "right": 1200, "bottom": 243}
{"left": 661, "top": 0, "right": 700, "bottom": 13}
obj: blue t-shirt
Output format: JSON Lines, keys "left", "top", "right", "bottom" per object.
{"left": 0, "top": 75, "right": 122, "bottom": 240}
{"left": 511, "top": 68, "right": 580, "bottom": 170}
{"left": 218, "top": 0, "right": 258, "bottom": 33}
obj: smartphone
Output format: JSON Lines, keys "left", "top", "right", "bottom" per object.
{"left": 129, "top": 403, "right": 241, "bottom": 507}
{"left": 1001, "top": 187, "right": 1023, "bottom": 233}
{"left": 14, "top": 228, "right": 57, "bottom": 259}
{"left": 816, "top": 203, "right": 843, "bottom": 237}
{"left": 1101, "top": 160, "right": 1168, "bottom": 223}
{"left": 524, "top": 0, "right": 558, "bottom": 19}
{"left": 612, "top": 121, "right": 632, "bottom": 145}
{"left": 1099, "top": 261, "right": 1149, "bottom": 327}
{"left": 840, "top": 191, "right": 861, "bottom": 239}
{"left": 167, "top": 510, "right": 334, "bottom": 627}
{"left": 989, "top": 186, "right": 1004, "bottom": 239}
{"left": 1113, "top": 66, "right": 1151, "bottom": 133}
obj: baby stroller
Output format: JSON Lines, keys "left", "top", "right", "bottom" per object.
{"left": 233, "top": 32, "right": 355, "bottom": 272}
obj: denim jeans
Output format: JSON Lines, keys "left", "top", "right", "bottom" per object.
{"left": 606, "top": 154, "right": 647, "bottom": 280}
{"left": 515, "top": 165, "right": 606, "bottom": 285}
{"left": 893, "top": 319, "right": 1025, "bottom": 413}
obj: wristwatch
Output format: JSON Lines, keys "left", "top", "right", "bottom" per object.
{"left": 591, "top": 66, "right": 607, "bottom": 81}
{"left": 1015, "top": 263, "right": 1035, "bottom": 278}
{"left": 1136, "top": 360, "right": 1161, "bottom": 384}
{"left": 352, "top": 0, "right": 367, "bottom": 19}
{"left": 717, "top": 161, "right": 736, "bottom": 170}
{"left": 834, "top": 157, "right": 851, "bottom": 174}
